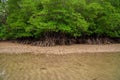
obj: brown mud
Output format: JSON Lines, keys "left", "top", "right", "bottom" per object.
{"left": 0, "top": 41, "right": 120, "bottom": 54}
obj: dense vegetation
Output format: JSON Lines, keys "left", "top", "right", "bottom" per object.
{"left": 0, "top": 0, "right": 120, "bottom": 45}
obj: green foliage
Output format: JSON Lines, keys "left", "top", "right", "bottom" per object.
{"left": 0, "top": 0, "right": 120, "bottom": 40}
{"left": 84, "top": 2, "right": 104, "bottom": 36}
{"left": 95, "top": 2, "right": 120, "bottom": 37}
{"left": 29, "top": 0, "right": 89, "bottom": 38}
{"left": 6, "top": 0, "right": 42, "bottom": 39}
{"left": 0, "top": 2, "right": 8, "bottom": 39}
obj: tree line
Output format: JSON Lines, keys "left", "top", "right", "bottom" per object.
{"left": 0, "top": 0, "right": 120, "bottom": 42}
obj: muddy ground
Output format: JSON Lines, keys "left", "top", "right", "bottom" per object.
{"left": 0, "top": 41, "right": 120, "bottom": 80}
{"left": 0, "top": 41, "right": 120, "bottom": 54}
{"left": 0, "top": 52, "right": 120, "bottom": 80}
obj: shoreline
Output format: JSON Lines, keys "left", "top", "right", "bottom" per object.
{"left": 0, "top": 41, "right": 120, "bottom": 54}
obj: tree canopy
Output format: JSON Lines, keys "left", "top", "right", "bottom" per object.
{"left": 0, "top": 0, "right": 120, "bottom": 40}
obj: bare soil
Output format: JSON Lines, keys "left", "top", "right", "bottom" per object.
{"left": 0, "top": 41, "right": 120, "bottom": 80}
{"left": 0, "top": 41, "right": 120, "bottom": 54}
{"left": 0, "top": 52, "right": 120, "bottom": 80}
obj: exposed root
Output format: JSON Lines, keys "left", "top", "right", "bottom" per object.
{"left": 11, "top": 37, "right": 119, "bottom": 46}
{"left": 9, "top": 32, "right": 120, "bottom": 46}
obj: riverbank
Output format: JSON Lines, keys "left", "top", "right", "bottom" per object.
{"left": 0, "top": 41, "right": 120, "bottom": 54}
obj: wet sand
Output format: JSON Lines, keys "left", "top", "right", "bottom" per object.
{"left": 0, "top": 53, "right": 120, "bottom": 80}
{"left": 0, "top": 41, "right": 120, "bottom": 80}
{"left": 0, "top": 41, "right": 120, "bottom": 54}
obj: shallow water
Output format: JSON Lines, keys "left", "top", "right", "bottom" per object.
{"left": 0, "top": 53, "right": 120, "bottom": 80}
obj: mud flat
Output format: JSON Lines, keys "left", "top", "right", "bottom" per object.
{"left": 0, "top": 41, "right": 120, "bottom": 54}
{"left": 0, "top": 52, "right": 120, "bottom": 80}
